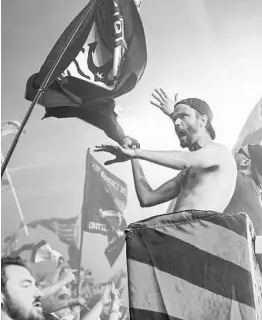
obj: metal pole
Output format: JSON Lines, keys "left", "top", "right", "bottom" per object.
{"left": 76, "top": 148, "right": 90, "bottom": 296}
{"left": 1, "top": 152, "right": 29, "bottom": 236}
{"left": 1, "top": 0, "right": 98, "bottom": 177}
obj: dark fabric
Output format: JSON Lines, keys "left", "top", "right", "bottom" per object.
{"left": 127, "top": 217, "right": 254, "bottom": 308}
{"left": 130, "top": 308, "right": 183, "bottom": 320}
{"left": 25, "top": 0, "right": 147, "bottom": 145}
{"left": 248, "top": 144, "right": 262, "bottom": 186}
{"left": 82, "top": 153, "right": 127, "bottom": 234}
{"left": 224, "top": 172, "right": 262, "bottom": 235}
{"left": 128, "top": 209, "right": 248, "bottom": 238}
{"left": 67, "top": 244, "right": 81, "bottom": 269}
{"left": 81, "top": 152, "right": 128, "bottom": 266}
{"left": 126, "top": 210, "right": 256, "bottom": 320}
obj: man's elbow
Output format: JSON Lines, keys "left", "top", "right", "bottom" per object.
{"left": 138, "top": 196, "right": 152, "bottom": 208}
{"left": 139, "top": 198, "right": 149, "bottom": 207}
{"left": 139, "top": 196, "right": 158, "bottom": 208}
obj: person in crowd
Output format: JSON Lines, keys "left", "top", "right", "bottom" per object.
{"left": 81, "top": 283, "right": 121, "bottom": 320}
{"left": 1, "top": 255, "right": 45, "bottom": 320}
{"left": 224, "top": 144, "right": 262, "bottom": 235}
{"left": 95, "top": 89, "right": 237, "bottom": 214}
{"left": 40, "top": 264, "right": 85, "bottom": 319}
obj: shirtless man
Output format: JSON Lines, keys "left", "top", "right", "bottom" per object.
{"left": 95, "top": 90, "right": 237, "bottom": 213}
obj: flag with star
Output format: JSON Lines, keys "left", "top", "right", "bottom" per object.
{"left": 25, "top": 0, "right": 147, "bottom": 145}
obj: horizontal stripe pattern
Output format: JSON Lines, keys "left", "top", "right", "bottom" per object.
{"left": 128, "top": 260, "right": 256, "bottom": 320}
{"left": 127, "top": 210, "right": 248, "bottom": 239}
{"left": 28, "top": 217, "right": 78, "bottom": 246}
{"left": 127, "top": 225, "right": 254, "bottom": 308}
{"left": 126, "top": 212, "right": 258, "bottom": 320}
{"left": 144, "top": 219, "right": 251, "bottom": 271}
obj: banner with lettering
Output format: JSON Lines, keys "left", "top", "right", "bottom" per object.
{"left": 81, "top": 151, "right": 128, "bottom": 236}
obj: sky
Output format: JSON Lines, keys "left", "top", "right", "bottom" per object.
{"left": 1, "top": 0, "right": 262, "bottom": 282}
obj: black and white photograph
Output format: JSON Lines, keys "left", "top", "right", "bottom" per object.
{"left": 1, "top": 0, "right": 262, "bottom": 319}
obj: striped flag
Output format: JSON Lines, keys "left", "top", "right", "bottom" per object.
{"left": 233, "top": 98, "right": 262, "bottom": 152}
{"left": 126, "top": 210, "right": 261, "bottom": 320}
{"left": 27, "top": 216, "right": 80, "bottom": 246}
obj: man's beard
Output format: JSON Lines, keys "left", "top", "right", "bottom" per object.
{"left": 178, "top": 126, "right": 198, "bottom": 149}
{"left": 2, "top": 291, "right": 44, "bottom": 320}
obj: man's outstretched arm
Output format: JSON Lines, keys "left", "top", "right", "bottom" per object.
{"left": 134, "top": 143, "right": 229, "bottom": 170}
{"left": 95, "top": 143, "right": 229, "bottom": 171}
{"left": 131, "top": 158, "right": 185, "bottom": 207}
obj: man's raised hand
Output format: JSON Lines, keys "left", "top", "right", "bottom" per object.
{"left": 94, "top": 144, "right": 136, "bottom": 165}
{"left": 151, "top": 88, "right": 179, "bottom": 116}
{"left": 60, "top": 268, "right": 77, "bottom": 285}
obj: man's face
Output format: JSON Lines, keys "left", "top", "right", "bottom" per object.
{"left": 1, "top": 265, "right": 44, "bottom": 320}
{"left": 171, "top": 104, "right": 200, "bottom": 148}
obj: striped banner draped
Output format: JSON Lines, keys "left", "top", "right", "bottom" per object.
{"left": 125, "top": 210, "right": 262, "bottom": 320}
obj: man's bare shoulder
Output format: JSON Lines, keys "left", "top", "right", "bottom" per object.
{"left": 209, "top": 142, "right": 236, "bottom": 167}
{"left": 203, "top": 142, "right": 234, "bottom": 159}
{"left": 194, "top": 142, "right": 236, "bottom": 168}
{"left": 203, "top": 142, "right": 230, "bottom": 152}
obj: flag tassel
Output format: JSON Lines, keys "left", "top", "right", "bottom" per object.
{"left": 1, "top": 0, "right": 98, "bottom": 177}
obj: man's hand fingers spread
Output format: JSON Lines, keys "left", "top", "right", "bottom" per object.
{"left": 155, "top": 88, "right": 165, "bottom": 100}
{"left": 160, "top": 88, "right": 167, "bottom": 98}
{"left": 95, "top": 145, "right": 116, "bottom": 152}
{"left": 151, "top": 92, "right": 163, "bottom": 103}
{"left": 150, "top": 100, "right": 161, "bottom": 108}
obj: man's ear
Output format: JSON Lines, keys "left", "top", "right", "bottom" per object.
{"left": 244, "top": 158, "right": 252, "bottom": 167}
{"left": 200, "top": 114, "right": 208, "bottom": 128}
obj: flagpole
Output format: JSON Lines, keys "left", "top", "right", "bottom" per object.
{"left": 1, "top": 153, "right": 29, "bottom": 236}
{"left": 1, "top": 0, "right": 98, "bottom": 178}
{"left": 76, "top": 148, "right": 91, "bottom": 296}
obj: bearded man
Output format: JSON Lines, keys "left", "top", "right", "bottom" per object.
{"left": 1, "top": 255, "right": 44, "bottom": 320}
{"left": 95, "top": 93, "right": 237, "bottom": 215}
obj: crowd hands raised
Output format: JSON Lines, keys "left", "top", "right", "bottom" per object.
{"left": 1, "top": 255, "right": 129, "bottom": 320}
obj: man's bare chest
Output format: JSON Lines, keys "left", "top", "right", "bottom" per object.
{"left": 182, "top": 167, "right": 217, "bottom": 190}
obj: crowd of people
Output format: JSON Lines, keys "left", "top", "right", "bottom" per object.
{"left": 1, "top": 254, "right": 129, "bottom": 320}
